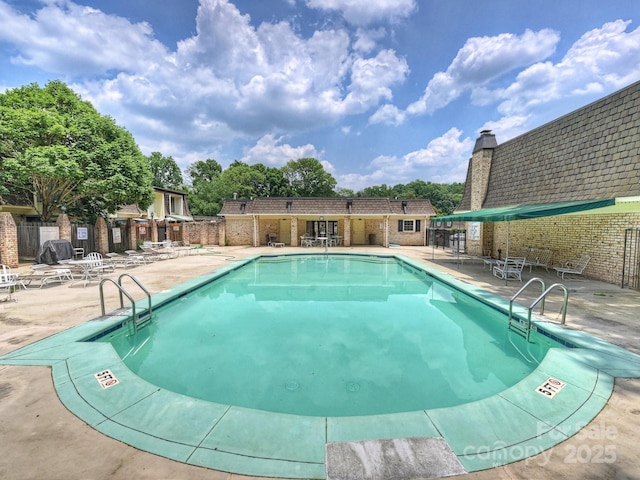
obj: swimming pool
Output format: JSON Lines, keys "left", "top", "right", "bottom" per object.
{"left": 3, "top": 252, "right": 640, "bottom": 478}
{"left": 101, "top": 255, "right": 559, "bottom": 417}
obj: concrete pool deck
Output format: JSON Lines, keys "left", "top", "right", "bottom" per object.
{"left": 1, "top": 245, "right": 640, "bottom": 479}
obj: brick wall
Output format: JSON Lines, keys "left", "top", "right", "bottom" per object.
{"left": 183, "top": 221, "right": 220, "bottom": 246}
{"left": 488, "top": 213, "right": 640, "bottom": 284}
{"left": 0, "top": 212, "right": 18, "bottom": 267}
{"left": 224, "top": 218, "right": 253, "bottom": 246}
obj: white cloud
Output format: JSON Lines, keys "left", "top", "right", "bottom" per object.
{"left": 353, "top": 27, "right": 387, "bottom": 53}
{"left": 337, "top": 128, "right": 473, "bottom": 190}
{"left": 0, "top": 0, "right": 170, "bottom": 76}
{"left": 468, "top": 19, "right": 640, "bottom": 140}
{"left": 240, "top": 134, "right": 322, "bottom": 166}
{"left": 306, "top": 0, "right": 417, "bottom": 26}
{"left": 341, "top": 49, "right": 408, "bottom": 113}
{"left": 478, "top": 116, "right": 529, "bottom": 144}
{"left": 2, "top": 0, "right": 410, "bottom": 165}
{"left": 406, "top": 28, "right": 560, "bottom": 116}
{"left": 490, "top": 20, "right": 640, "bottom": 117}
{"left": 368, "top": 104, "right": 405, "bottom": 125}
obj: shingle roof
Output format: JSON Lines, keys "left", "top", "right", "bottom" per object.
{"left": 458, "top": 80, "right": 640, "bottom": 210}
{"left": 491, "top": 81, "right": 640, "bottom": 207}
{"left": 219, "top": 197, "right": 436, "bottom": 216}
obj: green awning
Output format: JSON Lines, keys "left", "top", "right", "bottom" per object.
{"left": 436, "top": 198, "right": 616, "bottom": 222}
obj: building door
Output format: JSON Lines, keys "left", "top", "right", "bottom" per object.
{"left": 351, "top": 219, "right": 365, "bottom": 244}
{"left": 279, "top": 219, "right": 291, "bottom": 245}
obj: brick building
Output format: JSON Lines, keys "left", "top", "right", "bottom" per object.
{"left": 219, "top": 197, "right": 435, "bottom": 247}
{"left": 440, "top": 80, "right": 640, "bottom": 287}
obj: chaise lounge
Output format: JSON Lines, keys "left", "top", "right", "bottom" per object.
{"left": 554, "top": 255, "right": 590, "bottom": 280}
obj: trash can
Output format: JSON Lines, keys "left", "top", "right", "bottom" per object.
{"left": 369, "top": 233, "right": 376, "bottom": 245}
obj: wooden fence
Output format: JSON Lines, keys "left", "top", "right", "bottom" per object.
{"left": 17, "top": 222, "right": 96, "bottom": 259}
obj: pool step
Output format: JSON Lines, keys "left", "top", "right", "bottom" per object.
{"left": 508, "top": 318, "right": 529, "bottom": 338}
{"left": 135, "top": 314, "right": 152, "bottom": 330}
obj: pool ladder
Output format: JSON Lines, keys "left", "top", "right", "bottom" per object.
{"left": 508, "top": 278, "right": 569, "bottom": 342}
{"left": 99, "top": 274, "right": 152, "bottom": 334}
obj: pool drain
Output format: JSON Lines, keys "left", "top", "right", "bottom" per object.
{"left": 285, "top": 380, "right": 300, "bottom": 391}
{"left": 346, "top": 381, "right": 360, "bottom": 392}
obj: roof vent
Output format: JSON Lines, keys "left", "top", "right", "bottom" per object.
{"left": 347, "top": 199, "right": 353, "bottom": 214}
{"left": 402, "top": 201, "right": 408, "bottom": 214}
{"left": 240, "top": 202, "right": 246, "bottom": 214}
{"left": 286, "top": 200, "right": 292, "bottom": 213}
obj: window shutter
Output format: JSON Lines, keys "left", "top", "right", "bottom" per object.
{"left": 416, "top": 220, "right": 421, "bottom": 232}
{"left": 398, "top": 220, "right": 403, "bottom": 232}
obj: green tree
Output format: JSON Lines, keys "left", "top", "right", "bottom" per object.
{"left": 0, "top": 81, "right": 153, "bottom": 221}
{"left": 186, "top": 158, "right": 223, "bottom": 216}
{"left": 354, "top": 180, "right": 463, "bottom": 215}
{"left": 336, "top": 187, "right": 356, "bottom": 197}
{"left": 281, "top": 158, "right": 337, "bottom": 197}
{"left": 250, "top": 163, "right": 292, "bottom": 197}
{"left": 148, "top": 152, "right": 183, "bottom": 189}
{"left": 357, "top": 184, "right": 393, "bottom": 197}
{"left": 211, "top": 162, "right": 266, "bottom": 203}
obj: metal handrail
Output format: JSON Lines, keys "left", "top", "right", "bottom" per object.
{"left": 100, "top": 278, "right": 137, "bottom": 328}
{"left": 99, "top": 274, "right": 152, "bottom": 335}
{"left": 118, "top": 273, "right": 152, "bottom": 319}
{"left": 509, "top": 277, "right": 546, "bottom": 324}
{"left": 528, "top": 283, "right": 569, "bottom": 328}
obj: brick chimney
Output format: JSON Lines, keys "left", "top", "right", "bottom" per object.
{"left": 470, "top": 130, "right": 496, "bottom": 211}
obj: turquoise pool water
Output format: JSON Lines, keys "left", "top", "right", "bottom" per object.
{"left": 102, "top": 255, "right": 560, "bottom": 417}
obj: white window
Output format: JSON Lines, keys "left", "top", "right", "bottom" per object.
{"left": 170, "top": 195, "right": 183, "bottom": 214}
{"left": 398, "top": 219, "right": 421, "bottom": 232}
{"left": 403, "top": 220, "right": 415, "bottom": 232}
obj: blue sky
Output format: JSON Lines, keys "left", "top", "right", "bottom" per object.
{"left": 1, "top": 0, "right": 639, "bottom": 192}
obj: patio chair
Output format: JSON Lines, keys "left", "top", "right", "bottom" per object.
{"left": 84, "top": 252, "right": 115, "bottom": 280}
{"left": 554, "top": 255, "right": 590, "bottom": 280}
{"left": 0, "top": 264, "right": 19, "bottom": 301}
{"left": 524, "top": 249, "right": 553, "bottom": 272}
{"left": 492, "top": 257, "right": 526, "bottom": 281}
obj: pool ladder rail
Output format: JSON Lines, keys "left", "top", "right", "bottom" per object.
{"left": 508, "top": 278, "right": 569, "bottom": 342}
{"left": 99, "top": 274, "right": 152, "bottom": 333}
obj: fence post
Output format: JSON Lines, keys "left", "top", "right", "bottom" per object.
{"left": 95, "top": 217, "right": 109, "bottom": 255}
{"left": 218, "top": 220, "right": 226, "bottom": 246}
{"left": 126, "top": 218, "right": 137, "bottom": 250}
{"left": 151, "top": 218, "right": 158, "bottom": 242}
{"left": 0, "top": 212, "right": 19, "bottom": 267}
{"left": 56, "top": 213, "right": 72, "bottom": 241}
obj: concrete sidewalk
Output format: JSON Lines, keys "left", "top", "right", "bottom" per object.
{"left": 1, "top": 246, "right": 639, "bottom": 480}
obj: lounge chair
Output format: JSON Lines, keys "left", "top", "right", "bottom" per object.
{"left": 554, "top": 255, "right": 590, "bottom": 280}
{"left": 524, "top": 249, "right": 553, "bottom": 272}
{"left": 106, "top": 252, "right": 139, "bottom": 268}
{"left": 125, "top": 250, "right": 150, "bottom": 264}
{"left": 492, "top": 257, "right": 526, "bottom": 281}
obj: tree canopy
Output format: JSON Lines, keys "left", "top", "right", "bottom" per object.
{"left": 281, "top": 158, "right": 337, "bottom": 197}
{"left": 185, "top": 155, "right": 462, "bottom": 216}
{"left": 0, "top": 81, "right": 153, "bottom": 221}
{"left": 148, "top": 151, "right": 183, "bottom": 189}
